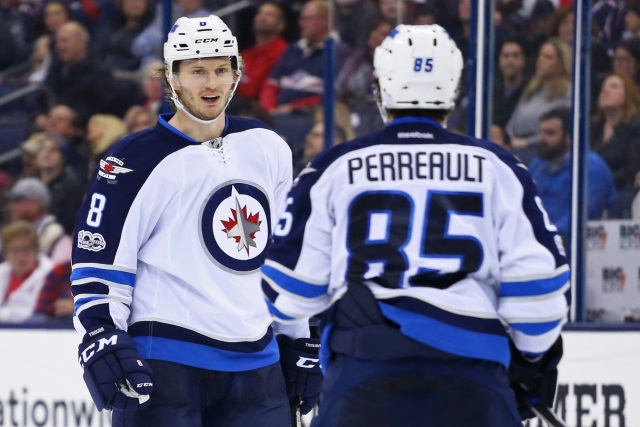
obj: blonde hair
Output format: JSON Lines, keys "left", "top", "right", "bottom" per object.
{"left": 87, "top": 114, "right": 127, "bottom": 155}
{"left": 522, "top": 38, "right": 572, "bottom": 101}
{"left": 1, "top": 221, "right": 39, "bottom": 251}
{"left": 592, "top": 73, "right": 640, "bottom": 125}
{"left": 20, "top": 132, "right": 46, "bottom": 155}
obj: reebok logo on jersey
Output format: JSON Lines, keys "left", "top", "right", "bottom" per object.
{"left": 397, "top": 132, "right": 434, "bottom": 139}
{"left": 98, "top": 157, "right": 133, "bottom": 182}
{"left": 77, "top": 230, "right": 106, "bottom": 252}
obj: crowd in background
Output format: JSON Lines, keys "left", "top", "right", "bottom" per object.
{"left": 0, "top": 0, "right": 638, "bottom": 324}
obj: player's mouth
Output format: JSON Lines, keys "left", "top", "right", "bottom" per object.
{"left": 201, "top": 95, "right": 221, "bottom": 105}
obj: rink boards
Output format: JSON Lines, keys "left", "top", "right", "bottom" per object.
{"left": 0, "top": 328, "right": 637, "bottom": 427}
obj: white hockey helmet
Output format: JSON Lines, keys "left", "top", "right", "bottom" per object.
{"left": 373, "top": 24, "right": 463, "bottom": 120}
{"left": 163, "top": 15, "right": 242, "bottom": 123}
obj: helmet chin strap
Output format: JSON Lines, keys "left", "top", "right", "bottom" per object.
{"left": 168, "top": 74, "right": 240, "bottom": 125}
{"left": 372, "top": 80, "right": 389, "bottom": 124}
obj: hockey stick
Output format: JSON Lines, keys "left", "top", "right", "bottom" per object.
{"left": 290, "top": 398, "right": 302, "bottom": 427}
{"left": 519, "top": 390, "right": 567, "bottom": 427}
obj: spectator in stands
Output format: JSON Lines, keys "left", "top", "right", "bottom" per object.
{"left": 5, "top": 177, "right": 72, "bottom": 265}
{"left": 42, "top": 1, "right": 72, "bottom": 38}
{"left": 237, "top": 1, "right": 288, "bottom": 102}
{"left": 529, "top": 108, "right": 617, "bottom": 245}
{"left": 412, "top": 4, "right": 437, "bottom": 25}
{"left": 297, "top": 102, "right": 355, "bottom": 174}
{"left": 123, "top": 105, "right": 157, "bottom": 134}
{"left": 0, "top": 34, "right": 52, "bottom": 85}
{"left": 612, "top": 39, "right": 640, "bottom": 87}
{"left": 335, "top": 18, "right": 391, "bottom": 136}
{"left": 592, "top": 0, "right": 627, "bottom": 50}
{"left": 35, "top": 134, "right": 85, "bottom": 234}
{"left": 131, "top": 0, "right": 214, "bottom": 72}
{"left": 450, "top": 0, "right": 471, "bottom": 61}
{"left": 493, "top": 38, "right": 528, "bottom": 128}
{"left": 18, "top": 133, "right": 45, "bottom": 178}
{"left": 0, "top": 17, "right": 26, "bottom": 71}
{"left": 490, "top": 124, "right": 511, "bottom": 151}
{"left": 85, "top": 114, "right": 127, "bottom": 180}
{"left": 0, "top": 0, "right": 36, "bottom": 67}
{"left": 173, "top": 0, "right": 212, "bottom": 20}
{"left": 502, "top": 0, "right": 556, "bottom": 55}
{"left": 376, "top": 0, "right": 414, "bottom": 26}
{"left": 591, "top": 74, "right": 640, "bottom": 218}
{"left": 28, "top": 261, "right": 73, "bottom": 323}
{"left": 45, "top": 21, "right": 118, "bottom": 122}
{"left": 41, "top": 104, "right": 89, "bottom": 180}
{"left": 260, "top": 0, "right": 350, "bottom": 115}
{"left": 105, "top": 0, "right": 155, "bottom": 72}
{"left": 547, "top": 5, "right": 574, "bottom": 47}
{"left": 336, "top": 18, "right": 391, "bottom": 110}
{"left": 139, "top": 59, "right": 164, "bottom": 115}
{"left": 623, "top": 0, "right": 640, "bottom": 40}
{"left": 0, "top": 221, "right": 53, "bottom": 323}
{"left": 506, "top": 38, "right": 572, "bottom": 165}
{"left": 334, "top": 0, "right": 380, "bottom": 50}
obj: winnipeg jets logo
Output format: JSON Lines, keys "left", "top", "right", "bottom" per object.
{"left": 200, "top": 181, "right": 271, "bottom": 274}
{"left": 221, "top": 196, "right": 262, "bottom": 255}
{"left": 98, "top": 157, "right": 133, "bottom": 182}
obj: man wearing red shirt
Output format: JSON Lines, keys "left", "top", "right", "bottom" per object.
{"left": 237, "top": 2, "right": 288, "bottom": 101}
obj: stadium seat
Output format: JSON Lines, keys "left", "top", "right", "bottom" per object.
{"left": 0, "top": 114, "right": 30, "bottom": 155}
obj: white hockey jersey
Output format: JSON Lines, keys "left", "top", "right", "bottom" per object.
{"left": 261, "top": 117, "right": 570, "bottom": 367}
{"left": 71, "top": 114, "right": 298, "bottom": 371}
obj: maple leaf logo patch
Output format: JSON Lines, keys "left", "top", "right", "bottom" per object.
{"left": 200, "top": 181, "right": 271, "bottom": 273}
{"left": 221, "top": 197, "right": 262, "bottom": 255}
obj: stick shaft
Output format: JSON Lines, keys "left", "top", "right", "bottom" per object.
{"left": 290, "top": 399, "right": 302, "bottom": 427}
{"left": 529, "top": 401, "right": 568, "bottom": 427}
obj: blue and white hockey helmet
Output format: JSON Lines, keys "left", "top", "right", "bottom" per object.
{"left": 373, "top": 24, "right": 462, "bottom": 115}
{"left": 164, "top": 15, "right": 241, "bottom": 80}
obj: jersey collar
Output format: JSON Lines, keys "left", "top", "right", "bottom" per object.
{"left": 388, "top": 117, "right": 443, "bottom": 128}
{"left": 158, "top": 113, "right": 229, "bottom": 142}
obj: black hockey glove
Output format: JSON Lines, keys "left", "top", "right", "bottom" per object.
{"left": 78, "top": 326, "right": 154, "bottom": 412}
{"left": 508, "top": 335, "right": 563, "bottom": 420}
{"left": 277, "top": 335, "right": 322, "bottom": 415}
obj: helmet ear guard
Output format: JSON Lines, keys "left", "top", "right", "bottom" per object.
{"left": 373, "top": 24, "right": 463, "bottom": 121}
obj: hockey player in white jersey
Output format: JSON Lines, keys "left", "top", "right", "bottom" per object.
{"left": 71, "top": 15, "right": 321, "bottom": 426}
{"left": 261, "top": 24, "right": 569, "bottom": 426}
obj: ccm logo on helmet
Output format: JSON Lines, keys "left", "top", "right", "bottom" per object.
{"left": 195, "top": 38, "right": 219, "bottom": 43}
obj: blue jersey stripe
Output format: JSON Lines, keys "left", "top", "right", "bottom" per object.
{"left": 264, "top": 299, "right": 296, "bottom": 321}
{"left": 71, "top": 267, "right": 136, "bottom": 287}
{"left": 510, "top": 319, "right": 564, "bottom": 335}
{"left": 128, "top": 321, "right": 274, "bottom": 353}
{"left": 382, "top": 296, "right": 507, "bottom": 335}
{"left": 133, "top": 336, "right": 280, "bottom": 371}
{"left": 500, "top": 269, "right": 570, "bottom": 297}
{"left": 379, "top": 302, "right": 510, "bottom": 367}
{"left": 261, "top": 264, "right": 328, "bottom": 298}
